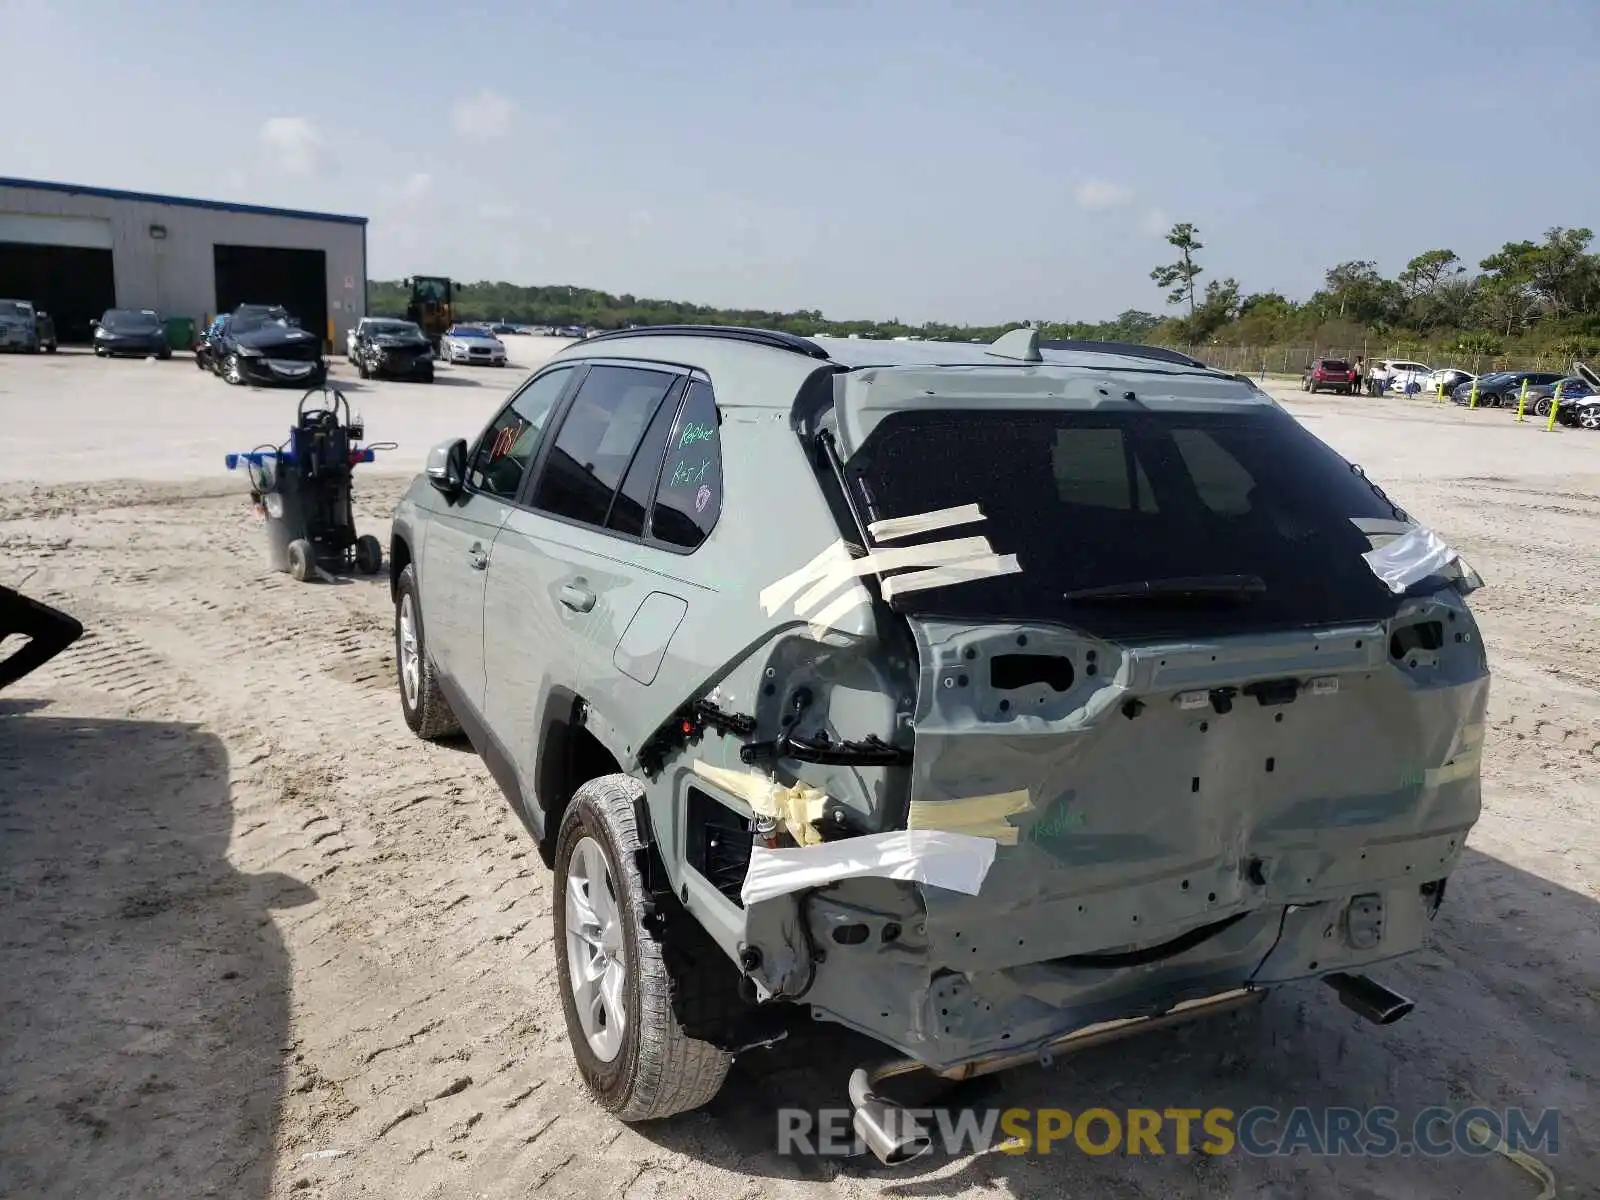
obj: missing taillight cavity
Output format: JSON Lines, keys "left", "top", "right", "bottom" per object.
{"left": 1390, "top": 621, "right": 1445, "bottom": 660}
{"left": 990, "top": 653, "right": 1076, "bottom": 692}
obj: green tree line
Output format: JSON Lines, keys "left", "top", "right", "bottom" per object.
{"left": 367, "top": 221, "right": 1600, "bottom": 363}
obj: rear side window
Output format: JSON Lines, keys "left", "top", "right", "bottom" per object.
{"left": 466, "top": 365, "right": 576, "bottom": 498}
{"left": 531, "top": 364, "right": 678, "bottom": 527}
{"left": 649, "top": 380, "right": 723, "bottom": 549}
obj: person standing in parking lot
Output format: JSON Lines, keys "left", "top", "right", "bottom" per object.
{"left": 1353, "top": 356, "right": 1365, "bottom": 394}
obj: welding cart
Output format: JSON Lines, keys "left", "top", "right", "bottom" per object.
{"left": 226, "top": 387, "right": 396, "bottom": 582}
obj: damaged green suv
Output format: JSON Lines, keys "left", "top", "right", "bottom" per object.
{"left": 389, "top": 325, "right": 1488, "bottom": 1161}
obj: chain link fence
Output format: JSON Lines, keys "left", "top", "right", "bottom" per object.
{"left": 1169, "top": 344, "right": 1583, "bottom": 378}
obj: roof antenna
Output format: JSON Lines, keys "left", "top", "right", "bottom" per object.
{"left": 986, "top": 326, "right": 1042, "bottom": 363}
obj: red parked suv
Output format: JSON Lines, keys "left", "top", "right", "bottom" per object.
{"left": 1302, "top": 358, "right": 1357, "bottom": 395}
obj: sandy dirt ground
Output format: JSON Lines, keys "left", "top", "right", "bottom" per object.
{"left": 2, "top": 349, "right": 1596, "bottom": 1200}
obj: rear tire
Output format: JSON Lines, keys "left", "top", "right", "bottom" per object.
{"left": 553, "top": 774, "right": 732, "bottom": 1122}
{"left": 395, "top": 563, "right": 460, "bottom": 739}
{"left": 1534, "top": 397, "right": 1552, "bottom": 417}
{"left": 287, "top": 538, "right": 316, "bottom": 582}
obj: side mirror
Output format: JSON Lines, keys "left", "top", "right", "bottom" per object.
{"left": 425, "top": 438, "right": 468, "bottom": 497}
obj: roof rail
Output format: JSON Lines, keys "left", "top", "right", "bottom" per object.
{"left": 574, "top": 324, "right": 831, "bottom": 360}
{"left": 1038, "top": 339, "right": 1208, "bottom": 368}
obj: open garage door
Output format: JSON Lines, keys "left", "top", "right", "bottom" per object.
{"left": 0, "top": 213, "right": 116, "bottom": 343}
{"left": 213, "top": 245, "right": 328, "bottom": 348}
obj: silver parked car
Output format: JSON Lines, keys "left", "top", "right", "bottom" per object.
{"left": 438, "top": 323, "right": 507, "bottom": 366}
{"left": 387, "top": 325, "right": 1489, "bottom": 1162}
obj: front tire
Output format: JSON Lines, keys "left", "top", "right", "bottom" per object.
{"left": 223, "top": 353, "right": 245, "bottom": 385}
{"left": 553, "top": 775, "right": 732, "bottom": 1122}
{"left": 394, "top": 563, "right": 460, "bottom": 739}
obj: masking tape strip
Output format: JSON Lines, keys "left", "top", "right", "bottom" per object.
{"left": 741, "top": 830, "right": 999, "bottom": 906}
{"left": 759, "top": 539, "right": 855, "bottom": 616}
{"left": 690, "top": 761, "right": 827, "bottom": 845}
{"left": 792, "top": 536, "right": 996, "bottom": 617}
{"left": 1423, "top": 744, "right": 1482, "bottom": 787}
{"left": 909, "top": 790, "right": 1032, "bottom": 846}
{"left": 881, "top": 553, "right": 1022, "bottom": 601}
{"left": 691, "top": 760, "right": 772, "bottom": 808}
{"left": 867, "top": 503, "right": 986, "bottom": 543}
{"left": 1465, "top": 1118, "right": 1557, "bottom": 1200}
{"left": 806, "top": 588, "right": 871, "bottom": 639}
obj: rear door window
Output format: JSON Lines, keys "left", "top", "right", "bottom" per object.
{"left": 604, "top": 383, "right": 683, "bottom": 538}
{"left": 531, "top": 364, "right": 679, "bottom": 528}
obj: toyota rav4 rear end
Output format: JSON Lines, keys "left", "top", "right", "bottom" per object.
{"left": 721, "top": 335, "right": 1487, "bottom": 1158}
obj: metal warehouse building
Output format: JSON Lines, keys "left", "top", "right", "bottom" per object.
{"left": 0, "top": 177, "right": 367, "bottom": 346}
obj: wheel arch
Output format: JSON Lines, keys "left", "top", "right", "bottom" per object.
{"left": 389, "top": 528, "right": 413, "bottom": 602}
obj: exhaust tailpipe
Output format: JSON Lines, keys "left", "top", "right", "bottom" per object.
{"left": 1324, "top": 972, "right": 1414, "bottom": 1025}
{"left": 848, "top": 1068, "right": 933, "bottom": 1165}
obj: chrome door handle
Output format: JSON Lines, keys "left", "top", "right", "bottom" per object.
{"left": 559, "top": 583, "right": 596, "bottom": 613}
{"left": 468, "top": 545, "right": 489, "bottom": 571}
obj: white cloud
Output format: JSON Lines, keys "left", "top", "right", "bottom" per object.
{"left": 1073, "top": 179, "right": 1135, "bottom": 212}
{"left": 258, "top": 117, "right": 323, "bottom": 175}
{"left": 1141, "top": 207, "right": 1173, "bottom": 237}
{"left": 478, "top": 200, "right": 518, "bottom": 221}
{"left": 451, "top": 90, "right": 515, "bottom": 141}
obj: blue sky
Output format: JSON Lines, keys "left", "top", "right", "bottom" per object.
{"left": 4, "top": 0, "right": 1596, "bottom": 324}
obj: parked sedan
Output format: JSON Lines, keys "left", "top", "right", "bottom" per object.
{"left": 1556, "top": 394, "right": 1600, "bottom": 429}
{"left": 1415, "top": 367, "right": 1473, "bottom": 396}
{"left": 212, "top": 305, "right": 327, "bottom": 387}
{"left": 92, "top": 308, "right": 172, "bottom": 359}
{"left": 353, "top": 319, "right": 435, "bottom": 382}
{"left": 1450, "top": 370, "right": 1566, "bottom": 407}
{"left": 0, "top": 298, "right": 56, "bottom": 352}
{"left": 1522, "top": 375, "right": 1596, "bottom": 417}
{"left": 439, "top": 324, "right": 507, "bottom": 366}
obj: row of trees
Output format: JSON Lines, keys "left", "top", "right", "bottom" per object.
{"left": 1146, "top": 222, "right": 1600, "bottom": 360}
{"left": 366, "top": 222, "right": 1600, "bottom": 364}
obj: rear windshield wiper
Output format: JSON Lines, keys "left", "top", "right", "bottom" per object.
{"left": 1063, "top": 574, "right": 1267, "bottom": 603}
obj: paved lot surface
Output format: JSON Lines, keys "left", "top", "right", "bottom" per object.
{"left": 1, "top": 349, "right": 1595, "bottom": 1199}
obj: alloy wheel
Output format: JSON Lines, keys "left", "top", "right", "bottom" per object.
{"left": 564, "top": 835, "right": 627, "bottom": 1063}
{"left": 397, "top": 592, "right": 421, "bottom": 707}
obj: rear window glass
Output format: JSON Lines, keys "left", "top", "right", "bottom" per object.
{"left": 1318, "top": 360, "right": 1349, "bottom": 371}
{"left": 843, "top": 406, "right": 1410, "bottom": 639}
